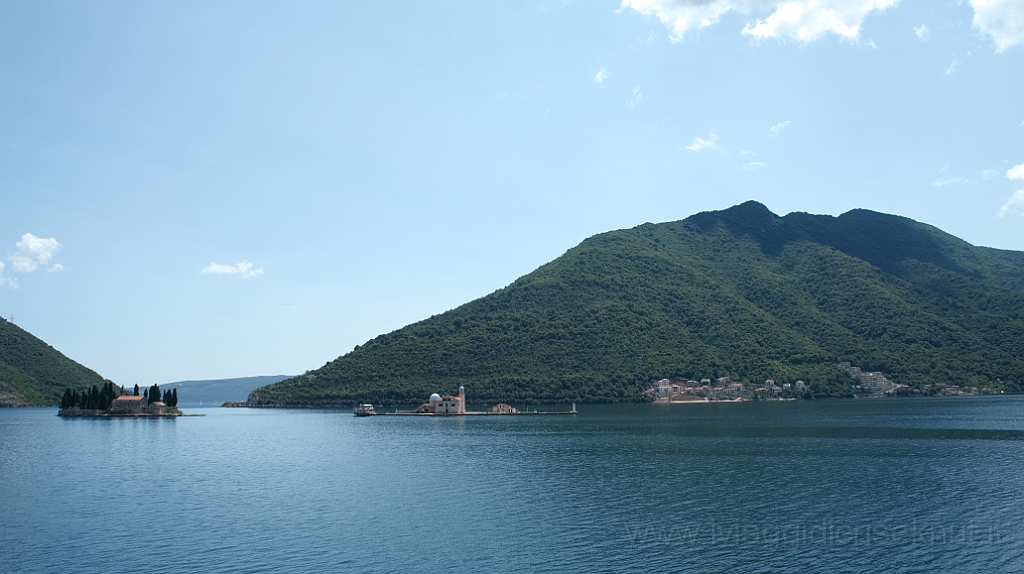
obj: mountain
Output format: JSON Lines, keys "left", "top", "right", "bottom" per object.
{"left": 160, "top": 375, "right": 291, "bottom": 406}
{"left": 249, "top": 202, "right": 1024, "bottom": 407}
{"left": 0, "top": 318, "right": 111, "bottom": 407}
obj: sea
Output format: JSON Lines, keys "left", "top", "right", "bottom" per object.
{"left": 2, "top": 397, "right": 1024, "bottom": 573}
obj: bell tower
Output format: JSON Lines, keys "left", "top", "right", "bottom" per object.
{"left": 458, "top": 386, "right": 465, "bottom": 414}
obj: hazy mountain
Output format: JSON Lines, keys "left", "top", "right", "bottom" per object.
{"left": 0, "top": 317, "right": 110, "bottom": 407}
{"left": 160, "top": 376, "right": 291, "bottom": 406}
{"left": 249, "top": 202, "right": 1024, "bottom": 407}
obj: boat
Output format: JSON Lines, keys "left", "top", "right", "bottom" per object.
{"left": 353, "top": 403, "right": 376, "bottom": 416}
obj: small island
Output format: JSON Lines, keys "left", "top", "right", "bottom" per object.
{"left": 382, "top": 386, "right": 577, "bottom": 416}
{"left": 58, "top": 382, "right": 187, "bottom": 418}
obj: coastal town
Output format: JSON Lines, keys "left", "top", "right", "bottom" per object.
{"left": 646, "top": 376, "right": 807, "bottom": 403}
{"left": 647, "top": 362, "right": 1002, "bottom": 403}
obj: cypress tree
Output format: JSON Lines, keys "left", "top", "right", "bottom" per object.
{"left": 171, "top": 388, "right": 178, "bottom": 407}
{"left": 134, "top": 384, "right": 140, "bottom": 396}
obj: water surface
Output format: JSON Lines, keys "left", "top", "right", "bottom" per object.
{"left": 2, "top": 397, "right": 1023, "bottom": 573}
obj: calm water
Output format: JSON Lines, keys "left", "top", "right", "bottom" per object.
{"left": 3, "top": 397, "right": 1024, "bottom": 573}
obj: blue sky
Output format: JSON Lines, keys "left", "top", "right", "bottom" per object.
{"left": 1, "top": 0, "right": 1022, "bottom": 385}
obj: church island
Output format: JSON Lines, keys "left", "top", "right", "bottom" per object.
{"left": 374, "top": 386, "right": 577, "bottom": 417}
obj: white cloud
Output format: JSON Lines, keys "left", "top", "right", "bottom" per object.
{"left": 744, "top": 161, "right": 767, "bottom": 170}
{"left": 945, "top": 59, "right": 961, "bottom": 75}
{"left": 999, "top": 189, "right": 1024, "bottom": 217}
{"left": 0, "top": 261, "right": 15, "bottom": 289}
{"left": 595, "top": 69, "right": 610, "bottom": 83}
{"left": 770, "top": 120, "right": 791, "bottom": 135}
{"left": 684, "top": 133, "right": 719, "bottom": 151}
{"left": 1000, "top": 163, "right": 1024, "bottom": 217}
{"left": 202, "top": 261, "right": 265, "bottom": 278}
{"left": 914, "top": 24, "right": 929, "bottom": 41}
{"left": 620, "top": 0, "right": 897, "bottom": 42}
{"left": 970, "top": 0, "right": 1024, "bottom": 52}
{"left": 629, "top": 86, "right": 643, "bottom": 108}
{"left": 9, "top": 233, "right": 62, "bottom": 273}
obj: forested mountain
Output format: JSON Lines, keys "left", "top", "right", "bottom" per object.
{"left": 0, "top": 318, "right": 111, "bottom": 406}
{"left": 250, "top": 202, "right": 1024, "bottom": 407}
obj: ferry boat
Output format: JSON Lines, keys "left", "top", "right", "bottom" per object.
{"left": 353, "top": 403, "right": 376, "bottom": 416}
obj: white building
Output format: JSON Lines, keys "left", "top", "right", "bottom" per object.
{"left": 433, "top": 386, "right": 466, "bottom": 415}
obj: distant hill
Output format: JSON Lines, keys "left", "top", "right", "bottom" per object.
{"left": 0, "top": 318, "right": 111, "bottom": 407}
{"left": 160, "top": 375, "right": 291, "bottom": 406}
{"left": 250, "top": 202, "right": 1024, "bottom": 407}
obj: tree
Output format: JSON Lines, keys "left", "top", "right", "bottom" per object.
{"left": 134, "top": 384, "right": 140, "bottom": 396}
{"left": 171, "top": 388, "right": 178, "bottom": 407}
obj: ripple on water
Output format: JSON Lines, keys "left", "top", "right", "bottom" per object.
{"left": 2, "top": 398, "right": 1024, "bottom": 573}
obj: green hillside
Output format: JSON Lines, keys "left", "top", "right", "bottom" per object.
{"left": 0, "top": 318, "right": 111, "bottom": 406}
{"left": 250, "top": 202, "right": 1024, "bottom": 407}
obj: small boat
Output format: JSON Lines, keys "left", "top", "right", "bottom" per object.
{"left": 353, "top": 403, "right": 376, "bottom": 416}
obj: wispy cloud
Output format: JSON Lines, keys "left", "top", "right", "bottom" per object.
{"left": 914, "top": 24, "right": 929, "bottom": 41}
{"left": 629, "top": 86, "right": 643, "bottom": 109}
{"left": 620, "top": 0, "right": 897, "bottom": 42}
{"left": 9, "top": 233, "right": 63, "bottom": 273}
{"left": 595, "top": 69, "right": 609, "bottom": 84}
{"left": 933, "top": 177, "right": 970, "bottom": 187}
{"left": 684, "top": 133, "right": 719, "bottom": 152}
{"left": 999, "top": 190, "right": 1024, "bottom": 217}
{"left": 769, "top": 120, "right": 791, "bottom": 135}
{"left": 743, "top": 161, "right": 767, "bottom": 170}
{"left": 0, "top": 261, "right": 15, "bottom": 289}
{"left": 945, "top": 59, "right": 961, "bottom": 75}
{"left": 202, "top": 261, "right": 265, "bottom": 278}
{"left": 999, "top": 163, "right": 1024, "bottom": 217}
{"left": 970, "top": 0, "right": 1024, "bottom": 53}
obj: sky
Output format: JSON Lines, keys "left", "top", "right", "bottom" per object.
{"left": 1, "top": 0, "right": 1023, "bottom": 386}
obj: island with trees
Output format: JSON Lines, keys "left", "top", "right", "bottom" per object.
{"left": 58, "top": 382, "right": 185, "bottom": 417}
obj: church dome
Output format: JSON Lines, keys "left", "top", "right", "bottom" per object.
{"left": 429, "top": 393, "right": 441, "bottom": 402}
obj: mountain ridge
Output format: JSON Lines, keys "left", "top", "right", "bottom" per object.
{"left": 0, "top": 318, "right": 111, "bottom": 406}
{"left": 251, "top": 202, "right": 1023, "bottom": 406}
